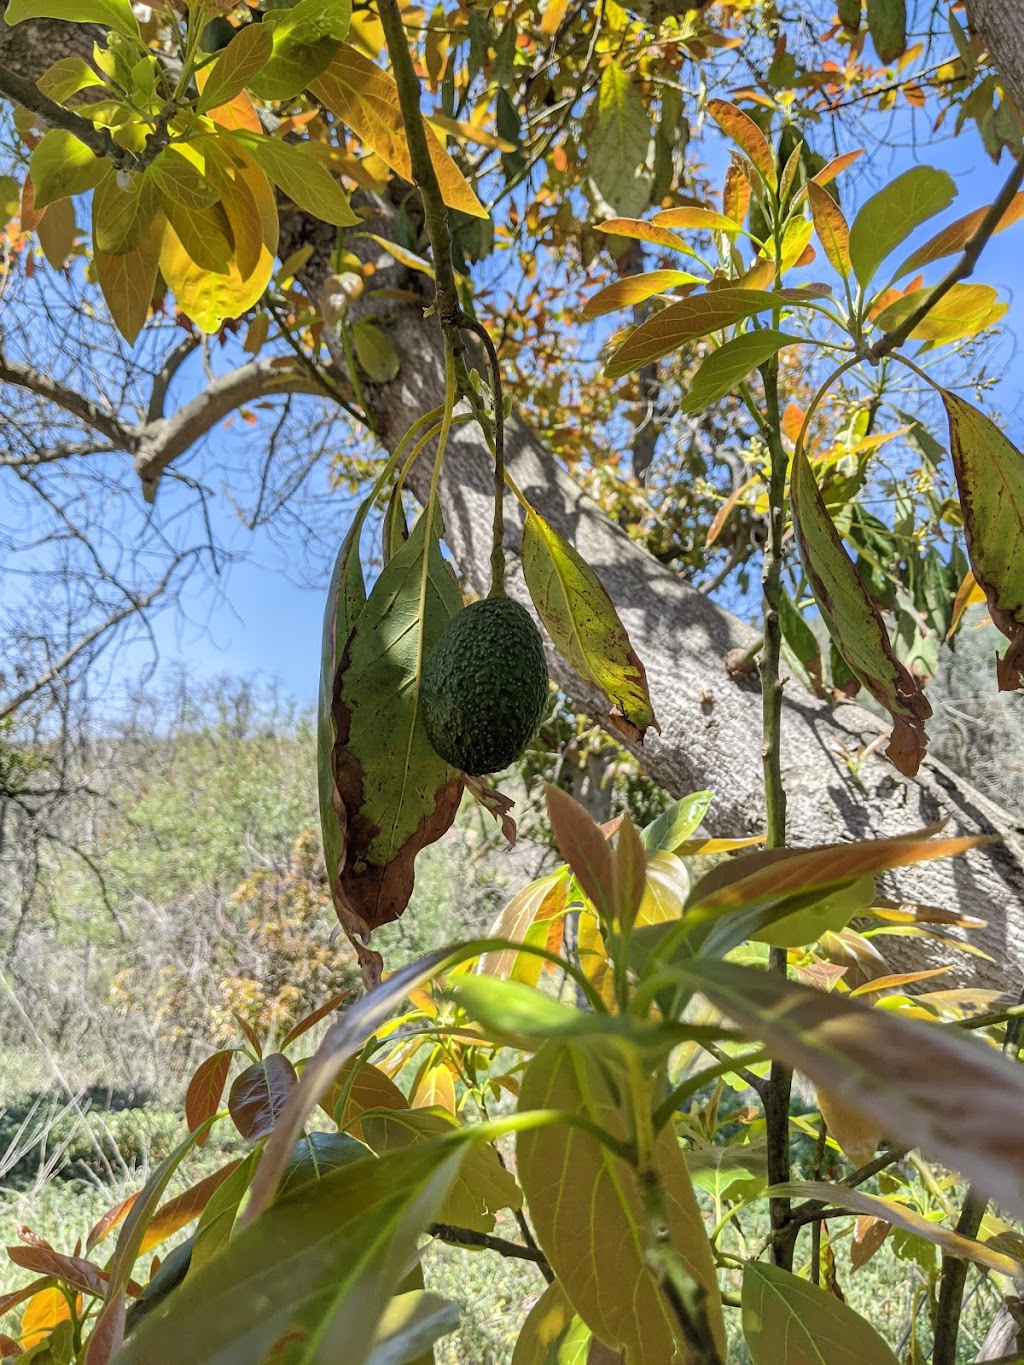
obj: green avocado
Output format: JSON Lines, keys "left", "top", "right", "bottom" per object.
{"left": 422, "top": 597, "right": 549, "bottom": 776}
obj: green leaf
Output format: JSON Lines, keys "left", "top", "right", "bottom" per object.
{"left": 4, "top": 0, "right": 139, "bottom": 38}
{"left": 779, "top": 588, "right": 823, "bottom": 693}
{"left": 522, "top": 507, "right": 655, "bottom": 740}
{"left": 894, "top": 192, "right": 1024, "bottom": 279}
{"left": 36, "top": 195, "right": 76, "bottom": 268}
{"left": 873, "top": 283, "right": 1006, "bottom": 343}
{"left": 353, "top": 320, "right": 401, "bottom": 382}
{"left": 360, "top": 1108, "right": 522, "bottom": 1233}
{"left": 246, "top": 0, "right": 350, "bottom": 100}
{"left": 93, "top": 209, "right": 162, "bottom": 344}
{"left": 752, "top": 874, "right": 875, "bottom": 948}
{"left": 517, "top": 1038, "right": 725, "bottom": 1360}
{"left": 115, "top": 1138, "right": 469, "bottom": 1365}
{"left": 332, "top": 507, "right": 464, "bottom": 935}
{"left": 605, "top": 288, "right": 781, "bottom": 379}
{"left": 189, "top": 1149, "right": 260, "bottom": 1273}
{"left": 37, "top": 55, "right": 104, "bottom": 103}
{"left": 680, "top": 329, "right": 800, "bottom": 416}
{"left": 29, "top": 129, "right": 105, "bottom": 209}
{"left": 582, "top": 269, "right": 700, "bottom": 321}
{"left": 91, "top": 167, "right": 158, "bottom": 255}
{"left": 848, "top": 166, "right": 956, "bottom": 288}
{"left": 511, "top": 1281, "right": 592, "bottom": 1365}
{"left": 0, "top": 173, "right": 19, "bottom": 220}
{"left": 790, "top": 445, "right": 931, "bottom": 774}
{"left": 641, "top": 792, "right": 712, "bottom": 853}
{"left": 865, "top": 0, "right": 906, "bottom": 64}
{"left": 742, "top": 1261, "right": 899, "bottom": 1364}
{"left": 668, "top": 958, "right": 1024, "bottom": 1222}
{"left": 942, "top": 391, "right": 1024, "bottom": 690}
{"left": 197, "top": 20, "right": 275, "bottom": 112}
{"left": 588, "top": 60, "right": 652, "bottom": 216}
{"left": 368, "top": 1291, "right": 460, "bottom": 1365}
{"left": 160, "top": 195, "right": 234, "bottom": 273}
{"left": 149, "top": 146, "right": 220, "bottom": 212}
{"left": 229, "top": 130, "right": 358, "bottom": 227}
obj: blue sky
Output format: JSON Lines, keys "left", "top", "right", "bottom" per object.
{"left": 140, "top": 114, "right": 1024, "bottom": 711}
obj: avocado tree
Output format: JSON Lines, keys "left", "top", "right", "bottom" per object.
{"left": 3, "top": 1, "right": 1024, "bottom": 1360}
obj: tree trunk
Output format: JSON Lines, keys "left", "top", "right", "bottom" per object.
{"left": 362, "top": 289, "right": 1024, "bottom": 992}
{"left": 968, "top": 1, "right": 1024, "bottom": 116}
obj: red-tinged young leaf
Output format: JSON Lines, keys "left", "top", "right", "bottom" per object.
{"left": 612, "top": 815, "right": 646, "bottom": 930}
{"left": 464, "top": 774, "right": 517, "bottom": 846}
{"left": 0, "top": 1334, "right": 20, "bottom": 1357}
{"left": 669, "top": 958, "right": 1024, "bottom": 1221}
{"left": 311, "top": 46, "right": 487, "bottom": 219}
{"left": 185, "top": 1049, "right": 234, "bottom": 1144}
{"left": 790, "top": 445, "right": 932, "bottom": 773}
{"left": 874, "top": 283, "right": 1006, "bottom": 343}
{"left": 808, "top": 180, "right": 851, "bottom": 276}
{"left": 545, "top": 785, "right": 615, "bottom": 926}
{"left": 942, "top": 391, "right": 1024, "bottom": 689}
{"left": 229, "top": 1054, "right": 298, "bottom": 1140}
{"left": 594, "top": 217, "right": 694, "bottom": 253}
{"left": 196, "top": 21, "right": 275, "bottom": 113}
{"left": 581, "top": 269, "right": 700, "bottom": 320}
{"left": 652, "top": 205, "right": 743, "bottom": 233}
{"left": 869, "top": 897, "right": 986, "bottom": 928}
{"left": 605, "top": 288, "right": 782, "bottom": 379}
{"left": 895, "top": 191, "right": 1024, "bottom": 279}
{"left": 705, "top": 475, "right": 757, "bottom": 548}
{"left": 279, "top": 988, "right": 351, "bottom": 1051}
{"left": 742, "top": 1261, "right": 898, "bottom": 1364}
{"left": 707, "top": 99, "right": 776, "bottom": 188}
{"left": 232, "top": 1010, "right": 263, "bottom": 1058}
{"left": 479, "top": 872, "right": 568, "bottom": 986}
{"left": 680, "top": 330, "right": 801, "bottom": 416}
{"left": 6, "top": 1246, "right": 107, "bottom": 1298}
{"left": 138, "top": 1159, "right": 245, "bottom": 1255}
{"left": 866, "top": 0, "right": 906, "bottom": 63}
{"left": 848, "top": 165, "right": 956, "bottom": 287}
{"left": 0, "top": 1278, "right": 50, "bottom": 1318}
{"left": 332, "top": 507, "right": 464, "bottom": 936}
{"left": 767, "top": 1181, "right": 1024, "bottom": 1277}
{"left": 86, "top": 1195, "right": 136, "bottom": 1253}
{"left": 517, "top": 1038, "right": 726, "bottom": 1360}
{"left": 522, "top": 507, "right": 655, "bottom": 739}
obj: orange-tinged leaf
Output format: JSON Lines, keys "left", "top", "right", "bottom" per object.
{"left": 594, "top": 216, "right": 693, "bottom": 254}
{"left": 896, "top": 191, "right": 1024, "bottom": 279}
{"left": 672, "top": 959, "right": 1024, "bottom": 1221}
{"left": 808, "top": 180, "right": 851, "bottom": 276}
{"left": 707, "top": 99, "right": 776, "bottom": 188}
{"left": 790, "top": 444, "right": 932, "bottom": 772}
{"left": 196, "top": 65, "right": 262, "bottom": 133}
{"left": 480, "top": 872, "right": 568, "bottom": 985}
{"left": 653, "top": 205, "right": 743, "bottom": 234}
{"left": 723, "top": 154, "right": 751, "bottom": 225}
{"left": 848, "top": 967, "right": 950, "bottom": 997}
{"left": 874, "top": 283, "right": 1006, "bottom": 343}
{"left": 310, "top": 46, "right": 487, "bottom": 219}
{"left": 93, "top": 211, "right": 163, "bottom": 344}
{"left": 947, "top": 567, "right": 988, "bottom": 639}
{"left": 674, "top": 834, "right": 764, "bottom": 857}
{"left": 517, "top": 1039, "right": 726, "bottom": 1360}
{"left": 426, "top": 114, "right": 516, "bottom": 153}
{"left": 705, "top": 475, "right": 758, "bottom": 547}
{"left": 581, "top": 269, "right": 700, "bottom": 320}
{"left": 411, "top": 1062, "right": 456, "bottom": 1113}
{"left": 810, "top": 147, "right": 865, "bottom": 188}
{"left": 942, "top": 391, "right": 1024, "bottom": 690}
{"left": 605, "top": 288, "right": 780, "bottom": 379}
{"left": 545, "top": 785, "right": 614, "bottom": 925}
{"left": 851, "top": 1215, "right": 891, "bottom": 1269}
{"left": 279, "top": 988, "right": 351, "bottom": 1050}
{"left": 539, "top": 0, "right": 570, "bottom": 35}
{"left": 22, "top": 1287, "right": 71, "bottom": 1350}
{"left": 87, "top": 1195, "right": 137, "bottom": 1253}
{"left": 185, "top": 1049, "right": 234, "bottom": 1143}
{"left": 139, "top": 1160, "right": 245, "bottom": 1254}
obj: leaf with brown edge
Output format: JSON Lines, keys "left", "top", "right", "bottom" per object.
{"left": 707, "top": 100, "right": 776, "bottom": 188}
{"left": 667, "top": 958, "right": 1024, "bottom": 1221}
{"left": 581, "top": 269, "right": 700, "bottom": 321}
{"left": 521, "top": 507, "right": 656, "bottom": 738}
{"left": 545, "top": 786, "right": 615, "bottom": 926}
{"left": 517, "top": 1037, "right": 726, "bottom": 1362}
{"left": 229, "top": 1054, "right": 298, "bottom": 1141}
{"left": 310, "top": 45, "right": 487, "bottom": 219}
{"left": 185, "top": 1049, "right": 235, "bottom": 1145}
{"left": 941, "top": 391, "right": 1024, "bottom": 690}
{"left": 790, "top": 444, "right": 931, "bottom": 773}
{"left": 605, "top": 288, "right": 781, "bottom": 379}
{"left": 332, "top": 506, "right": 464, "bottom": 937}
{"left": 768, "top": 1181, "right": 1024, "bottom": 1278}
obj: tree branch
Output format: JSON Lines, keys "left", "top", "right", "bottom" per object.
{"left": 0, "top": 349, "right": 135, "bottom": 449}
{"left": 0, "top": 60, "right": 144, "bottom": 171}
{"left": 430, "top": 1222, "right": 550, "bottom": 1269}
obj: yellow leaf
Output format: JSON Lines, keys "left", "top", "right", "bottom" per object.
{"left": 310, "top": 45, "right": 488, "bottom": 219}
{"left": 22, "top": 1287, "right": 71, "bottom": 1351}
{"left": 159, "top": 162, "right": 277, "bottom": 333}
{"left": 411, "top": 1061, "right": 456, "bottom": 1113}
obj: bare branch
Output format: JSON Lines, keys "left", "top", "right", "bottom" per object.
{"left": 146, "top": 333, "right": 201, "bottom": 424}
{"left": 0, "top": 349, "right": 135, "bottom": 449}
{"left": 0, "top": 60, "right": 144, "bottom": 170}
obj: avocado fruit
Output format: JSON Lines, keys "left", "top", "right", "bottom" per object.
{"left": 422, "top": 597, "right": 549, "bottom": 775}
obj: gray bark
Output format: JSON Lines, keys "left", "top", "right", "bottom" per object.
{"left": 968, "top": 1, "right": 1024, "bottom": 118}
{"left": 364, "top": 291, "right": 1024, "bottom": 993}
